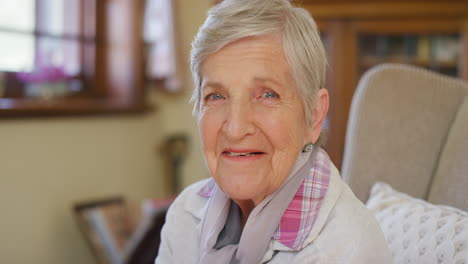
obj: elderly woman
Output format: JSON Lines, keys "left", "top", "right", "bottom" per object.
{"left": 156, "top": 0, "right": 392, "bottom": 263}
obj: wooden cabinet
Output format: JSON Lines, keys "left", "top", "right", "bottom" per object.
{"left": 302, "top": 0, "right": 468, "bottom": 169}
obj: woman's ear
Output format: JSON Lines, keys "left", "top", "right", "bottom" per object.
{"left": 308, "top": 88, "right": 329, "bottom": 143}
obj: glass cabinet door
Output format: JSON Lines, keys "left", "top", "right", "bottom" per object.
{"left": 359, "top": 34, "right": 461, "bottom": 77}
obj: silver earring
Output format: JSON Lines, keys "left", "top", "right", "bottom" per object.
{"left": 302, "top": 142, "right": 313, "bottom": 153}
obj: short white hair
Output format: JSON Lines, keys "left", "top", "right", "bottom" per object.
{"left": 190, "top": 0, "right": 327, "bottom": 135}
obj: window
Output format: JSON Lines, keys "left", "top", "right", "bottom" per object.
{"left": 0, "top": 0, "right": 36, "bottom": 73}
{"left": 0, "top": 0, "right": 147, "bottom": 116}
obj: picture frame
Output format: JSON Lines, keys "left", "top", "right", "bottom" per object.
{"left": 74, "top": 197, "right": 139, "bottom": 264}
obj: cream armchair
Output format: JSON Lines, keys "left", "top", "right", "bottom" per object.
{"left": 341, "top": 64, "right": 468, "bottom": 263}
{"left": 342, "top": 63, "right": 468, "bottom": 210}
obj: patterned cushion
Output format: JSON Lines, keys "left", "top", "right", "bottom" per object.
{"left": 366, "top": 182, "right": 468, "bottom": 264}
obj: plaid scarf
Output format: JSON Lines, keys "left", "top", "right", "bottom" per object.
{"left": 197, "top": 147, "right": 331, "bottom": 263}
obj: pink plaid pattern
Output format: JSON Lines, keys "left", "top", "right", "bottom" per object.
{"left": 272, "top": 149, "right": 331, "bottom": 249}
{"left": 197, "top": 149, "right": 331, "bottom": 250}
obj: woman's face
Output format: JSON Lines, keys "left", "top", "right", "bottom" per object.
{"left": 199, "top": 34, "right": 315, "bottom": 206}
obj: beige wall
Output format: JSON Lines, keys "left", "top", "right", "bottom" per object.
{"left": 0, "top": 0, "right": 210, "bottom": 263}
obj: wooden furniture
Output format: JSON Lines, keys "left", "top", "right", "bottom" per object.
{"left": 300, "top": 0, "right": 468, "bottom": 169}
{"left": 125, "top": 208, "right": 168, "bottom": 264}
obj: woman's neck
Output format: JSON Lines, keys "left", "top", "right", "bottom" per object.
{"left": 234, "top": 199, "right": 255, "bottom": 229}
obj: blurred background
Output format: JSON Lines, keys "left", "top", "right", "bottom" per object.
{"left": 0, "top": 0, "right": 466, "bottom": 263}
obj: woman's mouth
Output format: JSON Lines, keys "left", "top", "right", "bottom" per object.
{"left": 224, "top": 151, "right": 264, "bottom": 157}
{"left": 221, "top": 149, "right": 266, "bottom": 160}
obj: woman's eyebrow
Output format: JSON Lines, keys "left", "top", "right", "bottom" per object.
{"left": 253, "top": 77, "right": 282, "bottom": 87}
{"left": 202, "top": 81, "right": 224, "bottom": 91}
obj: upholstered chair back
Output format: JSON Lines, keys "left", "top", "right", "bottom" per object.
{"left": 341, "top": 64, "right": 468, "bottom": 211}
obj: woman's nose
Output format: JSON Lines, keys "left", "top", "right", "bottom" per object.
{"left": 221, "top": 101, "right": 256, "bottom": 141}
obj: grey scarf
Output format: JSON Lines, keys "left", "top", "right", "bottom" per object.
{"left": 198, "top": 147, "right": 318, "bottom": 264}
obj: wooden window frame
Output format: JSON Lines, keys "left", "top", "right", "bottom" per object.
{"left": 0, "top": 0, "right": 149, "bottom": 117}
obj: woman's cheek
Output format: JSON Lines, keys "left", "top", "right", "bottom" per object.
{"left": 199, "top": 107, "right": 224, "bottom": 146}
{"left": 255, "top": 105, "right": 305, "bottom": 149}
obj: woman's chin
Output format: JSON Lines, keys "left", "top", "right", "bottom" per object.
{"left": 219, "top": 184, "right": 271, "bottom": 206}
{"left": 212, "top": 171, "right": 282, "bottom": 205}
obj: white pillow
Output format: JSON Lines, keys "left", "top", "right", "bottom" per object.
{"left": 366, "top": 182, "right": 468, "bottom": 264}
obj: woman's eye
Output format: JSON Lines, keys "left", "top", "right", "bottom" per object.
{"left": 205, "top": 93, "right": 225, "bottom": 101}
{"left": 263, "top": 91, "right": 279, "bottom": 99}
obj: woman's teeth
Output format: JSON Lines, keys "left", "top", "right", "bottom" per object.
{"left": 226, "top": 152, "right": 258, "bottom": 157}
